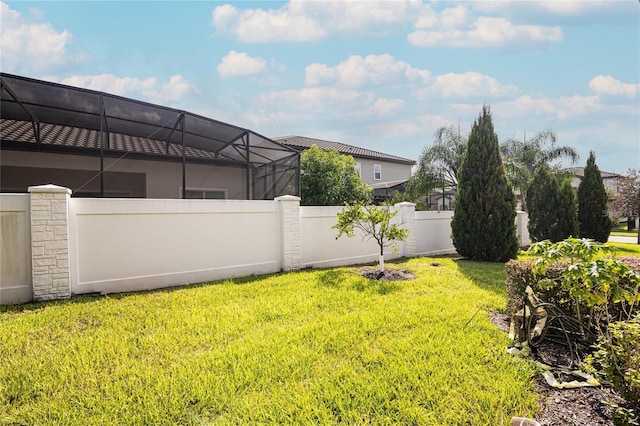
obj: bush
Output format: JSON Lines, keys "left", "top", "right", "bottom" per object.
{"left": 506, "top": 239, "right": 640, "bottom": 332}
{"left": 505, "top": 258, "right": 569, "bottom": 316}
{"left": 585, "top": 314, "right": 640, "bottom": 407}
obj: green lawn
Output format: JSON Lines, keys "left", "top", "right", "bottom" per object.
{"left": 611, "top": 222, "right": 639, "bottom": 237}
{"left": 1, "top": 257, "right": 538, "bottom": 425}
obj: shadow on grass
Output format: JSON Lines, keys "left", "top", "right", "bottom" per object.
{"left": 453, "top": 258, "right": 508, "bottom": 296}
{"left": 317, "top": 269, "right": 344, "bottom": 288}
{"left": 0, "top": 271, "right": 281, "bottom": 314}
{"left": 2, "top": 259, "right": 415, "bottom": 314}
{"left": 609, "top": 242, "right": 640, "bottom": 255}
{"left": 316, "top": 268, "right": 402, "bottom": 295}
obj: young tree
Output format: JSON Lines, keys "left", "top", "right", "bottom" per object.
{"left": 610, "top": 169, "right": 640, "bottom": 243}
{"left": 333, "top": 203, "right": 408, "bottom": 274}
{"left": 527, "top": 166, "right": 578, "bottom": 242}
{"left": 451, "top": 106, "right": 519, "bottom": 262}
{"left": 577, "top": 151, "right": 612, "bottom": 243}
{"left": 300, "top": 144, "right": 371, "bottom": 206}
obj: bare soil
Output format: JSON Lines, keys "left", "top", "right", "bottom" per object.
{"left": 490, "top": 313, "right": 628, "bottom": 426}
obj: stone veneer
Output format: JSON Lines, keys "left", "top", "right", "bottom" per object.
{"left": 276, "top": 195, "right": 301, "bottom": 271}
{"left": 28, "top": 184, "right": 71, "bottom": 301}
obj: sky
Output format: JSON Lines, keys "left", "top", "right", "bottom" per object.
{"left": 1, "top": 0, "right": 639, "bottom": 175}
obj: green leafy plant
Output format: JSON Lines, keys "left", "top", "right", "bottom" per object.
{"left": 586, "top": 314, "right": 640, "bottom": 416}
{"left": 333, "top": 203, "right": 409, "bottom": 273}
{"left": 300, "top": 144, "right": 371, "bottom": 206}
{"left": 528, "top": 238, "right": 640, "bottom": 332}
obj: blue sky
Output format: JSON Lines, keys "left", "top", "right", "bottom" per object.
{"left": 1, "top": 1, "right": 638, "bottom": 174}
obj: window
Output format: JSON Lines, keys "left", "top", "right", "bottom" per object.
{"left": 373, "top": 164, "right": 382, "bottom": 181}
{"left": 355, "top": 162, "right": 362, "bottom": 176}
{"left": 184, "top": 189, "right": 226, "bottom": 199}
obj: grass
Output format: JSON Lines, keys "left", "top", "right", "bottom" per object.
{"left": 0, "top": 257, "right": 538, "bottom": 425}
{"left": 609, "top": 241, "right": 640, "bottom": 256}
{"left": 611, "top": 222, "right": 639, "bottom": 237}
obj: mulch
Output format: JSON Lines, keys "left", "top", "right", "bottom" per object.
{"left": 490, "top": 313, "right": 628, "bottom": 426}
{"left": 356, "top": 267, "right": 416, "bottom": 281}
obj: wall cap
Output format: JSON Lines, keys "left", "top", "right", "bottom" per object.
{"left": 28, "top": 184, "right": 72, "bottom": 194}
{"left": 275, "top": 195, "right": 301, "bottom": 202}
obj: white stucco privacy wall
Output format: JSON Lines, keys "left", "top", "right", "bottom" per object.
{"left": 414, "top": 210, "right": 457, "bottom": 256}
{"left": 68, "top": 198, "right": 281, "bottom": 295}
{"left": 300, "top": 206, "right": 401, "bottom": 268}
{"left": 1, "top": 185, "right": 535, "bottom": 305}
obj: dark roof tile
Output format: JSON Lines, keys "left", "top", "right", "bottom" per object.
{"left": 274, "top": 135, "right": 415, "bottom": 165}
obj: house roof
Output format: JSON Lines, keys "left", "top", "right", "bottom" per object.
{"left": 564, "top": 167, "right": 623, "bottom": 179}
{"left": 274, "top": 135, "right": 416, "bottom": 165}
{"left": 369, "top": 179, "right": 409, "bottom": 190}
{"left": 0, "top": 73, "right": 298, "bottom": 168}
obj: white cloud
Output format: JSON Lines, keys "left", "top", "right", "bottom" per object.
{"left": 372, "top": 98, "right": 405, "bottom": 117}
{"left": 368, "top": 120, "right": 423, "bottom": 139}
{"left": 409, "top": 15, "right": 563, "bottom": 48}
{"left": 483, "top": 94, "right": 604, "bottom": 120}
{"left": 56, "top": 74, "right": 199, "bottom": 105}
{"left": 589, "top": 75, "right": 639, "bottom": 97}
{"left": 473, "top": 0, "right": 629, "bottom": 18}
{"left": 211, "top": 1, "right": 564, "bottom": 49}
{"left": 417, "top": 72, "right": 519, "bottom": 99}
{"left": 60, "top": 74, "right": 156, "bottom": 96}
{"left": 417, "top": 113, "right": 457, "bottom": 130}
{"left": 144, "top": 75, "right": 201, "bottom": 104}
{"left": 212, "top": 0, "right": 423, "bottom": 43}
{"left": 0, "top": 1, "right": 79, "bottom": 73}
{"left": 212, "top": 3, "right": 326, "bottom": 43}
{"left": 305, "top": 54, "right": 431, "bottom": 88}
{"left": 217, "top": 51, "right": 267, "bottom": 78}
{"left": 256, "top": 87, "right": 375, "bottom": 112}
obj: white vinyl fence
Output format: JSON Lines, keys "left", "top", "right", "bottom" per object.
{"left": 0, "top": 185, "right": 531, "bottom": 305}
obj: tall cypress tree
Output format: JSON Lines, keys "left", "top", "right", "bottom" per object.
{"left": 451, "top": 106, "right": 518, "bottom": 262}
{"left": 527, "top": 166, "right": 559, "bottom": 242}
{"left": 578, "top": 151, "right": 612, "bottom": 242}
{"left": 527, "top": 166, "right": 578, "bottom": 242}
{"left": 555, "top": 178, "right": 579, "bottom": 241}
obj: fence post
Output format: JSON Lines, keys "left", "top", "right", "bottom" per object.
{"left": 516, "top": 211, "right": 531, "bottom": 248}
{"left": 28, "top": 184, "right": 72, "bottom": 301}
{"left": 276, "top": 195, "right": 301, "bottom": 271}
{"left": 395, "top": 202, "right": 417, "bottom": 258}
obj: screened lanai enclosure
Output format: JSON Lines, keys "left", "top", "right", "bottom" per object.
{"left": 0, "top": 73, "right": 299, "bottom": 199}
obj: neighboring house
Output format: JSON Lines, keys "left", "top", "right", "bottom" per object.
{"left": 427, "top": 188, "right": 456, "bottom": 211}
{"left": 274, "top": 135, "right": 416, "bottom": 200}
{"left": 565, "top": 167, "right": 624, "bottom": 194}
{"left": 0, "top": 73, "right": 299, "bottom": 200}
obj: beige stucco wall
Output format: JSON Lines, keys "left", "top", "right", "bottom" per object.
{"left": 355, "top": 158, "right": 412, "bottom": 185}
{"left": 1, "top": 150, "right": 248, "bottom": 199}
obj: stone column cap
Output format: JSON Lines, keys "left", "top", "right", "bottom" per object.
{"left": 28, "top": 184, "right": 72, "bottom": 194}
{"left": 394, "top": 201, "right": 416, "bottom": 207}
{"left": 275, "top": 195, "right": 301, "bottom": 202}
